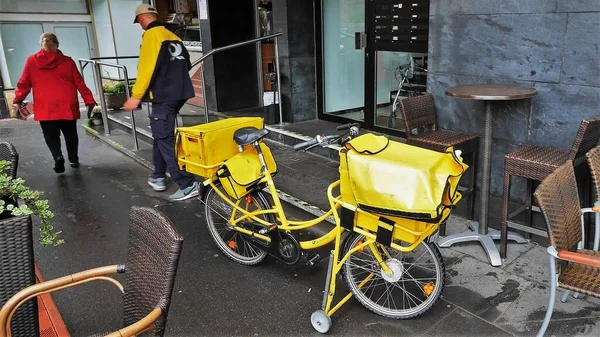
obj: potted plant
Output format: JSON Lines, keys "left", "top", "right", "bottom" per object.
{"left": 85, "top": 106, "right": 103, "bottom": 127}
{"left": 0, "top": 159, "right": 62, "bottom": 334}
{"left": 102, "top": 73, "right": 135, "bottom": 111}
{"left": 0, "top": 160, "right": 62, "bottom": 246}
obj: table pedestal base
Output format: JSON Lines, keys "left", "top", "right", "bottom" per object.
{"left": 437, "top": 221, "right": 528, "bottom": 266}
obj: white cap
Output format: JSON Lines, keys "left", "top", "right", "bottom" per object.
{"left": 133, "top": 4, "right": 159, "bottom": 23}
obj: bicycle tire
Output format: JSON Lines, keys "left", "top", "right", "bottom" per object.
{"left": 204, "top": 185, "right": 273, "bottom": 265}
{"left": 343, "top": 234, "right": 445, "bottom": 318}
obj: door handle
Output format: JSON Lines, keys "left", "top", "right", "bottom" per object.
{"left": 355, "top": 32, "right": 367, "bottom": 50}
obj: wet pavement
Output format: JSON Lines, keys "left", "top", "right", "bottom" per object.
{"left": 1, "top": 118, "right": 600, "bottom": 336}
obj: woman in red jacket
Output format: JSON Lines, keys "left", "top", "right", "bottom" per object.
{"left": 12, "top": 33, "right": 96, "bottom": 173}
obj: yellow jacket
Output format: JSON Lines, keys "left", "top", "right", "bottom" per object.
{"left": 131, "top": 21, "right": 194, "bottom": 102}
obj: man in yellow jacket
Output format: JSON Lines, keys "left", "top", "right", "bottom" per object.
{"left": 124, "top": 4, "right": 199, "bottom": 201}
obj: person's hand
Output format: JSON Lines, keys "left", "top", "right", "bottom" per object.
{"left": 10, "top": 104, "right": 20, "bottom": 119}
{"left": 123, "top": 98, "right": 141, "bottom": 111}
{"left": 10, "top": 104, "right": 25, "bottom": 120}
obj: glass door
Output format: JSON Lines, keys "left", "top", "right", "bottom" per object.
{"left": 0, "top": 23, "right": 45, "bottom": 89}
{"left": 45, "top": 23, "right": 97, "bottom": 95}
{"left": 319, "top": 0, "right": 429, "bottom": 135}
{"left": 373, "top": 51, "right": 427, "bottom": 132}
{"left": 320, "top": 0, "right": 365, "bottom": 122}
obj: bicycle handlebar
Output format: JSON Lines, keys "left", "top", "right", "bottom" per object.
{"left": 293, "top": 138, "right": 319, "bottom": 151}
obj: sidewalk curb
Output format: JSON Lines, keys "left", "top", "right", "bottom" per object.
{"left": 83, "top": 124, "right": 335, "bottom": 226}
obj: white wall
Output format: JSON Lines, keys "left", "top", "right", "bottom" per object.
{"left": 109, "top": 0, "right": 144, "bottom": 79}
{"left": 91, "top": 0, "right": 144, "bottom": 80}
{"left": 0, "top": 0, "right": 88, "bottom": 14}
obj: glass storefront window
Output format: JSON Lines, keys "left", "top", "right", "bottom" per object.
{"left": 0, "top": 0, "right": 89, "bottom": 14}
{"left": 0, "top": 23, "right": 44, "bottom": 88}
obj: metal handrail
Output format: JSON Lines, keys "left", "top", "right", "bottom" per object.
{"left": 193, "top": 32, "right": 284, "bottom": 124}
{"left": 79, "top": 58, "right": 139, "bottom": 150}
{"left": 191, "top": 32, "right": 282, "bottom": 67}
{"left": 81, "top": 56, "right": 140, "bottom": 71}
{"left": 78, "top": 32, "right": 285, "bottom": 151}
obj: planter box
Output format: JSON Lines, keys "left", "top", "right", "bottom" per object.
{"left": 104, "top": 92, "right": 127, "bottom": 111}
{"left": 0, "top": 214, "right": 39, "bottom": 336}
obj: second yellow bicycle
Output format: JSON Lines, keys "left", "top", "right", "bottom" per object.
{"left": 176, "top": 117, "right": 468, "bottom": 333}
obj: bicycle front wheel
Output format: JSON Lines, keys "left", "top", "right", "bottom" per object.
{"left": 204, "top": 185, "right": 273, "bottom": 265}
{"left": 343, "top": 234, "right": 445, "bottom": 318}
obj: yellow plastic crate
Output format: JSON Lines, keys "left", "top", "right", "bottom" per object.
{"left": 176, "top": 117, "right": 264, "bottom": 178}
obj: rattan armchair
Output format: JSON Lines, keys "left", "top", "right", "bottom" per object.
{"left": 501, "top": 117, "right": 600, "bottom": 258}
{"left": 586, "top": 146, "right": 600, "bottom": 251}
{"left": 399, "top": 93, "right": 479, "bottom": 235}
{"left": 0, "top": 142, "right": 18, "bottom": 179}
{"left": 534, "top": 161, "right": 600, "bottom": 337}
{"left": 0, "top": 206, "right": 184, "bottom": 337}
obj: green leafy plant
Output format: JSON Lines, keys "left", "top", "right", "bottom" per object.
{"left": 102, "top": 71, "right": 135, "bottom": 95}
{"left": 0, "top": 160, "right": 63, "bottom": 246}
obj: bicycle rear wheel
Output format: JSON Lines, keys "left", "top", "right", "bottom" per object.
{"left": 343, "top": 234, "right": 445, "bottom": 318}
{"left": 204, "top": 185, "right": 273, "bottom": 265}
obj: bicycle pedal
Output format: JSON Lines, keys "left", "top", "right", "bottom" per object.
{"left": 258, "top": 224, "right": 278, "bottom": 234}
{"left": 305, "top": 253, "right": 322, "bottom": 266}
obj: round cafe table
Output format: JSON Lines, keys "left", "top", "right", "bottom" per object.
{"left": 437, "top": 84, "right": 537, "bottom": 267}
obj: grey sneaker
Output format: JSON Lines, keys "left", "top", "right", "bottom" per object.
{"left": 169, "top": 181, "right": 200, "bottom": 201}
{"left": 148, "top": 177, "right": 167, "bottom": 192}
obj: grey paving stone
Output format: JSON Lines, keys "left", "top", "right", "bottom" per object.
{"left": 431, "top": 0, "right": 558, "bottom": 15}
{"left": 443, "top": 255, "right": 533, "bottom": 322}
{"left": 425, "top": 308, "right": 513, "bottom": 337}
{"left": 360, "top": 299, "right": 458, "bottom": 336}
{"left": 439, "top": 216, "right": 535, "bottom": 267}
{"left": 495, "top": 282, "right": 600, "bottom": 337}
{"left": 504, "top": 243, "right": 553, "bottom": 285}
{"left": 557, "top": 0, "right": 600, "bottom": 12}
{"left": 507, "top": 318, "right": 600, "bottom": 337}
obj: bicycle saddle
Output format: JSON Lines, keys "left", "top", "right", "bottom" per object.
{"left": 233, "top": 127, "right": 269, "bottom": 146}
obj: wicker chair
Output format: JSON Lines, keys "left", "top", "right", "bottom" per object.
{"left": 500, "top": 117, "right": 600, "bottom": 258}
{"left": 0, "top": 206, "right": 184, "bottom": 337}
{"left": 586, "top": 146, "right": 600, "bottom": 251}
{"left": 399, "top": 93, "right": 479, "bottom": 235}
{"left": 0, "top": 216, "right": 38, "bottom": 337}
{"left": 0, "top": 142, "right": 18, "bottom": 179}
{"left": 534, "top": 161, "right": 600, "bottom": 337}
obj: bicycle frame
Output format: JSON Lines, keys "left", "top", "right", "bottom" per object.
{"left": 201, "top": 136, "right": 453, "bottom": 331}
{"left": 203, "top": 164, "right": 340, "bottom": 251}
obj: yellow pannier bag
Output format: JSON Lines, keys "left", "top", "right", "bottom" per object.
{"left": 176, "top": 117, "right": 264, "bottom": 178}
{"left": 339, "top": 133, "right": 468, "bottom": 223}
{"left": 217, "top": 142, "right": 278, "bottom": 200}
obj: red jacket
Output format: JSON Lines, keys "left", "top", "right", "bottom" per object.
{"left": 13, "top": 49, "right": 96, "bottom": 121}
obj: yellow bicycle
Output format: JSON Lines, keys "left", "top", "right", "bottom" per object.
{"left": 176, "top": 118, "right": 468, "bottom": 333}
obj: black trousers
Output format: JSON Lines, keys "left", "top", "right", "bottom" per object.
{"left": 39, "top": 120, "right": 79, "bottom": 163}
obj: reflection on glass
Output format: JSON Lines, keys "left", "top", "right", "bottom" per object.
{"left": 374, "top": 51, "right": 427, "bottom": 131}
{"left": 0, "top": 23, "right": 44, "bottom": 88}
{"left": 323, "top": 0, "right": 364, "bottom": 121}
{"left": 54, "top": 26, "right": 95, "bottom": 95}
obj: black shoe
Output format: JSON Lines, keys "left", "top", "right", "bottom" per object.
{"left": 70, "top": 162, "right": 79, "bottom": 168}
{"left": 54, "top": 156, "right": 65, "bottom": 173}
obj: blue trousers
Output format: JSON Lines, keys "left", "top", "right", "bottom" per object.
{"left": 150, "top": 100, "right": 196, "bottom": 189}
